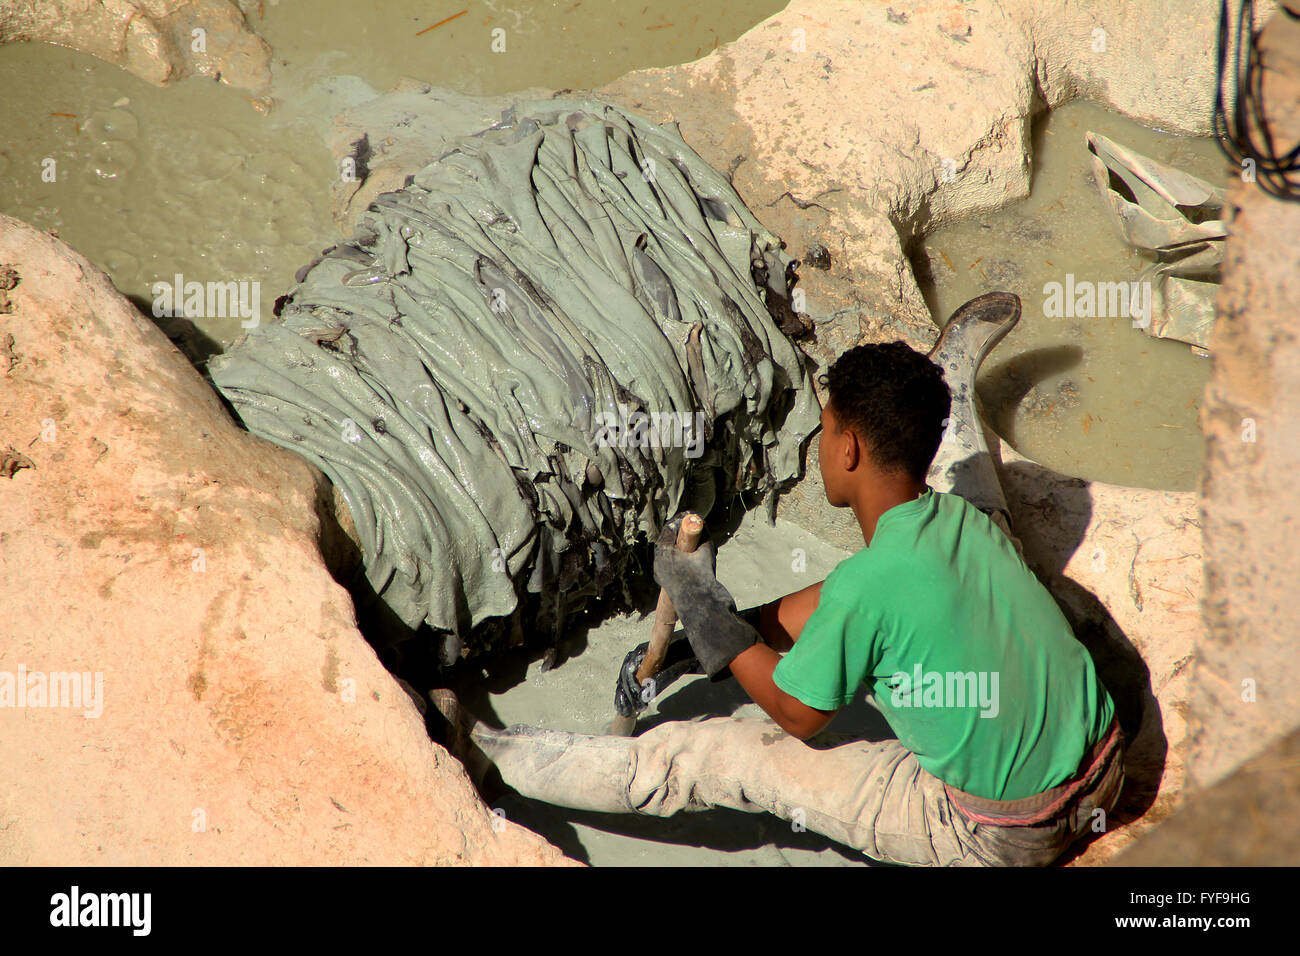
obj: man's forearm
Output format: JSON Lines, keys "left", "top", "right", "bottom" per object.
{"left": 729, "top": 642, "right": 836, "bottom": 740}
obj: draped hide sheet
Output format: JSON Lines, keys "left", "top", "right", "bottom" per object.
{"left": 210, "top": 97, "right": 819, "bottom": 657}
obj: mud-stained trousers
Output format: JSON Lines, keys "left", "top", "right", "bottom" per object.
{"left": 472, "top": 714, "right": 1124, "bottom": 866}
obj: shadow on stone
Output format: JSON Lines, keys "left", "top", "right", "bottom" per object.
{"left": 1115, "top": 725, "right": 1300, "bottom": 865}
{"left": 1001, "top": 457, "right": 1165, "bottom": 863}
{"left": 126, "top": 293, "right": 224, "bottom": 368}
{"left": 977, "top": 344, "right": 1084, "bottom": 446}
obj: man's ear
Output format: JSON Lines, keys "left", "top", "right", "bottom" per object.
{"left": 842, "top": 424, "right": 862, "bottom": 472}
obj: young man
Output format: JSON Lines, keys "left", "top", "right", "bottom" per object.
{"left": 435, "top": 304, "right": 1123, "bottom": 866}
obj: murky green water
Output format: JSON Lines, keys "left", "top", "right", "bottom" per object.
{"left": 0, "top": 42, "right": 337, "bottom": 356}
{"left": 913, "top": 99, "right": 1229, "bottom": 491}
{"left": 0, "top": 1, "right": 783, "bottom": 357}
{"left": 251, "top": 0, "right": 770, "bottom": 96}
{"left": 2, "top": 20, "right": 1210, "bottom": 493}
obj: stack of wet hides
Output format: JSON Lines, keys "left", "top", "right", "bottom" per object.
{"left": 210, "top": 96, "right": 818, "bottom": 661}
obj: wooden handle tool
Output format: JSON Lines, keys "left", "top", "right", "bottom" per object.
{"left": 608, "top": 513, "right": 704, "bottom": 736}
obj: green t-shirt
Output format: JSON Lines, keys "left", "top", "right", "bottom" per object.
{"left": 772, "top": 489, "right": 1114, "bottom": 801}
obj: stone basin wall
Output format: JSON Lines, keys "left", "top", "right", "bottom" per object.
{"left": 0, "top": 214, "right": 572, "bottom": 866}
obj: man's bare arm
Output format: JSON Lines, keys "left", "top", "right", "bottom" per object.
{"left": 754, "top": 581, "right": 824, "bottom": 652}
{"left": 729, "top": 642, "right": 837, "bottom": 740}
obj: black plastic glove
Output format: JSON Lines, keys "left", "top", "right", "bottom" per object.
{"left": 652, "top": 516, "right": 759, "bottom": 680}
{"left": 613, "top": 634, "right": 703, "bottom": 717}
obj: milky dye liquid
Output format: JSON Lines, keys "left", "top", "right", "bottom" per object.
{"left": 251, "top": 0, "right": 783, "bottom": 96}
{"left": 0, "top": 41, "right": 337, "bottom": 356}
{"left": 912, "top": 99, "right": 1233, "bottom": 491}
{"left": 0, "top": 1, "right": 784, "bottom": 358}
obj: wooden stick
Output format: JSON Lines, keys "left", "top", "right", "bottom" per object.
{"left": 609, "top": 513, "right": 704, "bottom": 736}
{"left": 416, "top": 9, "right": 467, "bottom": 35}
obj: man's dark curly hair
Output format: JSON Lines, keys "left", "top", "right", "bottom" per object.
{"left": 820, "top": 341, "right": 951, "bottom": 482}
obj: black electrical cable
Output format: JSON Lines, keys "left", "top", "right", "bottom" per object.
{"left": 1213, "top": 0, "right": 1300, "bottom": 201}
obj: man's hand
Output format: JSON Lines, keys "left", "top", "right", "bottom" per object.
{"left": 650, "top": 516, "right": 837, "bottom": 737}
{"left": 652, "top": 515, "right": 718, "bottom": 596}
{"left": 613, "top": 635, "right": 702, "bottom": 717}
{"left": 653, "top": 516, "right": 758, "bottom": 680}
